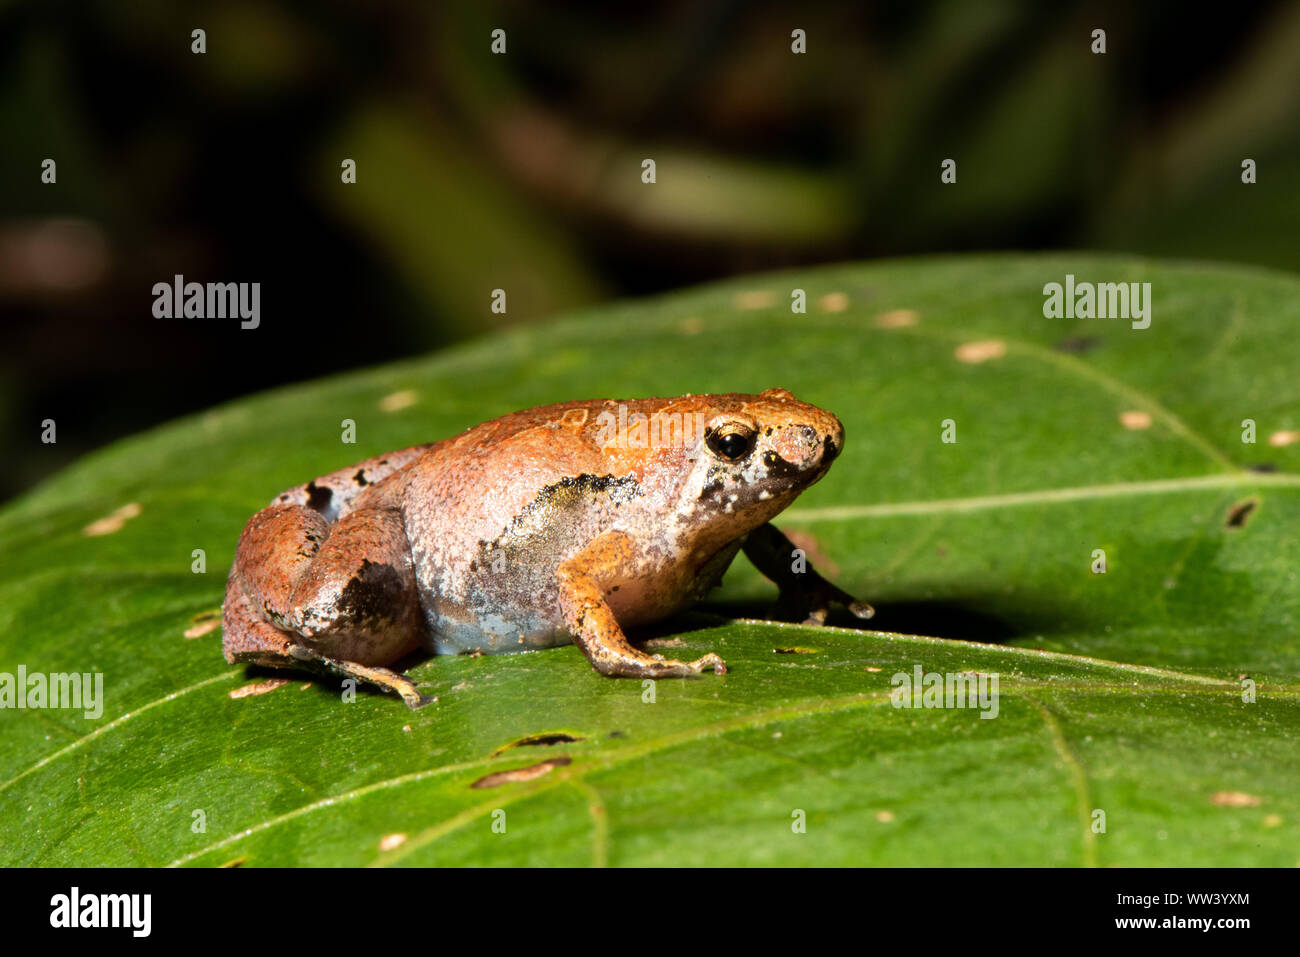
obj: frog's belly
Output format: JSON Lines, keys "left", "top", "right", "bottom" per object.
{"left": 416, "top": 539, "right": 740, "bottom": 656}
{"left": 424, "top": 611, "right": 574, "bottom": 656}
{"left": 419, "top": 581, "right": 697, "bottom": 656}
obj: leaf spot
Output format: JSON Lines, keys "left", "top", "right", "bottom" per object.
{"left": 184, "top": 609, "right": 222, "bottom": 639}
{"left": 734, "top": 290, "right": 776, "bottom": 310}
{"left": 818, "top": 292, "right": 850, "bottom": 313}
{"left": 954, "top": 340, "right": 1006, "bottom": 363}
{"left": 1055, "top": 336, "right": 1099, "bottom": 354}
{"left": 1268, "top": 430, "right": 1300, "bottom": 447}
{"left": 83, "top": 502, "right": 142, "bottom": 537}
{"left": 874, "top": 309, "right": 918, "bottom": 328}
{"left": 1119, "top": 410, "right": 1153, "bottom": 430}
{"left": 1210, "top": 791, "right": 1261, "bottom": 807}
{"left": 379, "top": 833, "right": 407, "bottom": 851}
{"left": 379, "top": 389, "right": 418, "bottom": 412}
{"left": 229, "top": 678, "right": 291, "bottom": 699}
{"left": 471, "top": 756, "right": 572, "bottom": 789}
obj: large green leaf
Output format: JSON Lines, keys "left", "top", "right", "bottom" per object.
{"left": 2, "top": 254, "right": 1297, "bottom": 866}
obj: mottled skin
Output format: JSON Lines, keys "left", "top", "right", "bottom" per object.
{"left": 222, "top": 388, "right": 871, "bottom": 707}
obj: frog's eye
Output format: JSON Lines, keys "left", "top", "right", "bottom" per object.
{"left": 706, "top": 427, "right": 756, "bottom": 462}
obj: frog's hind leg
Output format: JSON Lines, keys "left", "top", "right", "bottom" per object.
{"left": 223, "top": 576, "right": 432, "bottom": 708}
{"left": 222, "top": 504, "right": 433, "bottom": 709}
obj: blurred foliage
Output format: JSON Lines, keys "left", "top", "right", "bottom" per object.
{"left": 2, "top": 0, "right": 1299, "bottom": 501}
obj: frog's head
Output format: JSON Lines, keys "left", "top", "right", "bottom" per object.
{"left": 679, "top": 387, "right": 844, "bottom": 533}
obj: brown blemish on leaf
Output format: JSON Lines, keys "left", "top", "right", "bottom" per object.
{"left": 1268, "top": 430, "right": 1300, "bottom": 447}
{"left": 680, "top": 316, "right": 703, "bottom": 335}
{"left": 734, "top": 290, "right": 776, "bottom": 310}
{"left": 1224, "top": 498, "right": 1258, "bottom": 529}
{"left": 491, "top": 731, "right": 585, "bottom": 756}
{"left": 954, "top": 340, "right": 1006, "bottom": 363}
{"left": 229, "top": 678, "right": 291, "bottom": 699}
{"left": 379, "top": 389, "right": 418, "bottom": 412}
{"left": 1055, "top": 336, "right": 1099, "bottom": 354}
{"left": 1210, "top": 791, "right": 1261, "bottom": 807}
{"left": 1263, "top": 814, "right": 1282, "bottom": 827}
{"left": 83, "top": 502, "right": 142, "bottom": 537}
{"left": 865, "top": 666, "right": 882, "bottom": 672}
{"left": 1119, "top": 410, "right": 1153, "bottom": 430}
{"left": 219, "top": 857, "right": 246, "bottom": 868}
{"left": 378, "top": 833, "right": 407, "bottom": 851}
{"left": 875, "top": 810, "right": 895, "bottom": 823}
{"left": 818, "top": 292, "right": 849, "bottom": 313}
{"left": 874, "top": 309, "right": 918, "bottom": 328}
{"left": 184, "top": 609, "right": 221, "bottom": 639}
{"left": 471, "top": 756, "right": 572, "bottom": 789}
{"left": 773, "top": 647, "right": 818, "bottom": 654}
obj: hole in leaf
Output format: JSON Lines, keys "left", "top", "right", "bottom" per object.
{"left": 1225, "top": 498, "right": 1258, "bottom": 529}
{"left": 492, "top": 731, "right": 584, "bottom": 755}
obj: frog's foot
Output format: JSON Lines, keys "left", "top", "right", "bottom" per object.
{"left": 224, "top": 504, "right": 433, "bottom": 708}
{"left": 286, "top": 644, "right": 434, "bottom": 709}
{"left": 627, "top": 650, "right": 727, "bottom": 678}
{"left": 558, "top": 531, "right": 727, "bottom": 679}
{"left": 224, "top": 575, "right": 434, "bottom": 709}
{"left": 779, "top": 578, "right": 875, "bottom": 627}
{"left": 742, "top": 522, "right": 874, "bottom": 626}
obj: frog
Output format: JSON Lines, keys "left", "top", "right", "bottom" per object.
{"left": 221, "top": 388, "right": 872, "bottom": 708}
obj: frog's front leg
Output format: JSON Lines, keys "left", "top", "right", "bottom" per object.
{"left": 557, "top": 531, "right": 727, "bottom": 678}
{"left": 222, "top": 503, "right": 432, "bottom": 708}
{"left": 742, "top": 522, "right": 874, "bottom": 626}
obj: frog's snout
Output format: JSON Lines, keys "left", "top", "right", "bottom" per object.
{"left": 771, "top": 415, "right": 843, "bottom": 473}
{"left": 812, "top": 414, "right": 845, "bottom": 471}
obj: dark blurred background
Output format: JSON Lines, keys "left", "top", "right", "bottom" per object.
{"left": 3, "top": 0, "right": 1299, "bottom": 502}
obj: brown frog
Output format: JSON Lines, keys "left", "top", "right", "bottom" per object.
{"left": 222, "top": 388, "right": 871, "bottom": 707}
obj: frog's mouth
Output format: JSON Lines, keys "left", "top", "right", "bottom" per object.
{"left": 822, "top": 435, "right": 841, "bottom": 465}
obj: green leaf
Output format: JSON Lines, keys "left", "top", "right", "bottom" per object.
{"left": 2, "top": 254, "right": 1297, "bottom": 866}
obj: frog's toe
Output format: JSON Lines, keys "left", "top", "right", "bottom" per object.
{"left": 848, "top": 599, "right": 875, "bottom": 620}
{"left": 404, "top": 689, "right": 437, "bottom": 710}
{"left": 696, "top": 655, "right": 728, "bottom": 676}
{"left": 690, "top": 652, "right": 727, "bottom": 675}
